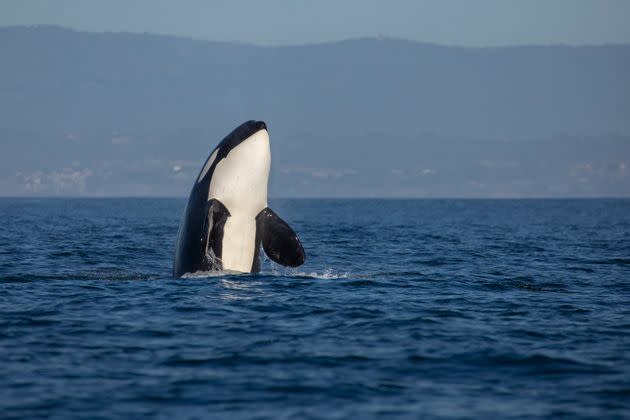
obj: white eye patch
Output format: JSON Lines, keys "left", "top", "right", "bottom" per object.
{"left": 197, "top": 148, "right": 219, "bottom": 183}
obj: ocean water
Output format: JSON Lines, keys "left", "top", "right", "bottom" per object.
{"left": 1, "top": 198, "right": 629, "bottom": 419}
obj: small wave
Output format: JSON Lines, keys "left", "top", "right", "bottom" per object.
{"left": 480, "top": 276, "right": 569, "bottom": 293}
{"left": 340, "top": 279, "right": 376, "bottom": 286}
{"left": 591, "top": 257, "right": 630, "bottom": 266}
{"left": 1, "top": 271, "right": 157, "bottom": 282}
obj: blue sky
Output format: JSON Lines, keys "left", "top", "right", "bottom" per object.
{"left": 1, "top": 0, "right": 629, "bottom": 46}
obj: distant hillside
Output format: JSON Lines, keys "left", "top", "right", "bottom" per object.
{"left": 1, "top": 26, "right": 629, "bottom": 197}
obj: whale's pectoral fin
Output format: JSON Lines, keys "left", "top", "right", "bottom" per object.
{"left": 256, "top": 207, "right": 305, "bottom": 267}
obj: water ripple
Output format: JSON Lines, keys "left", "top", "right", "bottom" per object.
{"left": 1, "top": 198, "right": 629, "bottom": 418}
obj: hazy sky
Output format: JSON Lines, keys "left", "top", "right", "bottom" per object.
{"left": 1, "top": 0, "right": 629, "bottom": 46}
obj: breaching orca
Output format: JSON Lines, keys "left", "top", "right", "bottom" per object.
{"left": 173, "top": 120, "right": 305, "bottom": 277}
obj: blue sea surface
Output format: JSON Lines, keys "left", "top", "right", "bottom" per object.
{"left": 1, "top": 198, "right": 629, "bottom": 419}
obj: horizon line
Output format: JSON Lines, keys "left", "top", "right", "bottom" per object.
{"left": 3, "top": 24, "right": 630, "bottom": 50}
{"left": 1, "top": 195, "right": 629, "bottom": 200}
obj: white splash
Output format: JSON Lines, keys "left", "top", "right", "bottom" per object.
{"left": 264, "top": 262, "right": 349, "bottom": 279}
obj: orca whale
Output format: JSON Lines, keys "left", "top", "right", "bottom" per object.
{"left": 173, "top": 120, "right": 305, "bottom": 277}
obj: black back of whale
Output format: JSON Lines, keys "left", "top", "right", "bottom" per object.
{"left": 172, "top": 120, "right": 305, "bottom": 277}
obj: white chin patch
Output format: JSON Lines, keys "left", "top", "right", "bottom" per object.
{"left": 208, "top": 129, "right": 270, "bottom": 214}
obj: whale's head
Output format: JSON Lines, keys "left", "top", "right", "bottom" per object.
{"left": 197, "top": 120, "right": 271, "bottom": 213}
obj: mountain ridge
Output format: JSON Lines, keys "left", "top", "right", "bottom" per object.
{"left": 4, "top": 25, "right": 630, "bottom": 50}
{"left": 1, "top": 25, "right": 628, "bottom": 197}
